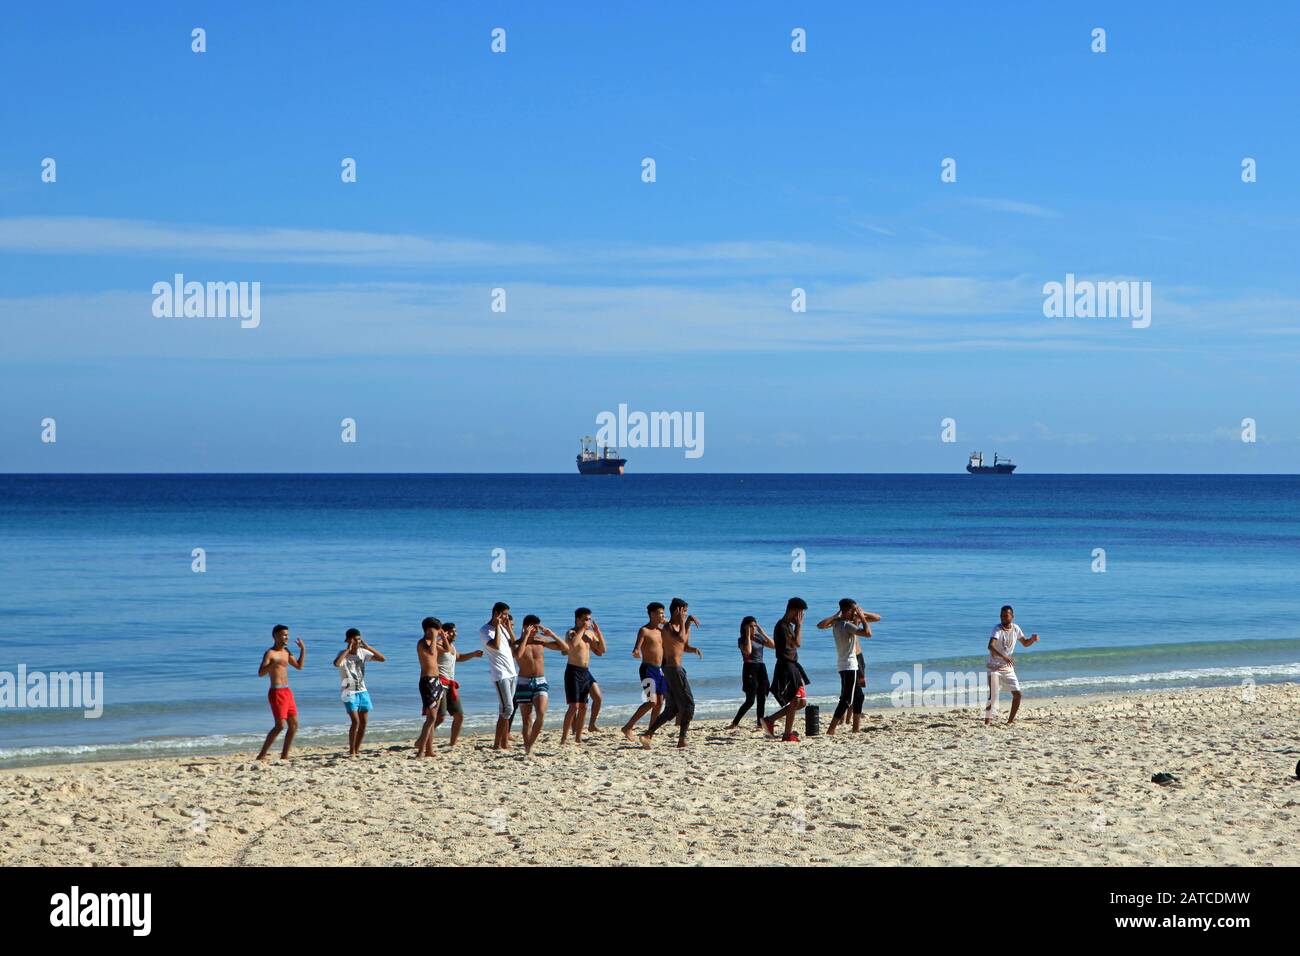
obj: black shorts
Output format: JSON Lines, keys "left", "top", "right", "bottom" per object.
{"left": 564, "top": 664, "right": 596, "bottom": 704}
{"left": 419, "top": 676, "right": 444, "bottom": 715}
{"left": 771, "top": 658, "right": 810, "bottom": 706}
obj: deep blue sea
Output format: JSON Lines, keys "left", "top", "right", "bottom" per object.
{"left": 1, "top": 474, "right": 1297, "bottom": 766}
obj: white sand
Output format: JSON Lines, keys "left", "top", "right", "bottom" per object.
{"left": 3, "top": 683, "right": 1298, "bottom": 866}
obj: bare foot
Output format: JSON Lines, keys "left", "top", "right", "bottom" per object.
{"left": 676, "top": 738, "right": 686, "bottom": 749}
{"left": 638, "top": 735, "right": 653, "bottom": 750}
{"left": 621, "top": 727, "right": 637, "bottom": 743}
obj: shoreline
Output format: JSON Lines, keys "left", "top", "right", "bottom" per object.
{"left": 3, "top": 674, "right": 1294, "bottom": 771}
{"left": 5, "top": 683, "right": 1298, "bottom": 866}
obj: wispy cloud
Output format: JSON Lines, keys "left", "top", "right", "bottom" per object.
{"left": 962, "top": 197, "right": 1059, "bottom": 218}
{"left": 0, "top": 215, "right": 1019, "bottom": 282}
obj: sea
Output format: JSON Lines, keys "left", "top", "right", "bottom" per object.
{"left": 1, "top": 474, "right": 1297, "bottom": 767}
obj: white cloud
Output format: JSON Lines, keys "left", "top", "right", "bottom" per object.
{"left": 962, "top": 197, "right": 1059, "bottom": 218}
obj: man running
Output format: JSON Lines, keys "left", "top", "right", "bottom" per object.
{"left": 816, "top": 600, "right": 880, "bottom": 735}
{"left": 433, "top": 622, "right": 482, "bottom": 747}
{"left": 985, "top": 605, "right": 1040, "bottom": 725}
{"left": 257, "top": 624, "right": 306, "bottom": 760}
{"left": 333, "top": 628, "right": 385, "bottom": 755}
{"left": 415, "top": 617, "right": 445, "bottom": 757}
{"left": 480, "top": 603, "right": 521, "bottom": 750}
{"left": 514, "top": 614, "right": 567, "bottom": 755}
{"left": 621, "top": 602, "right": 667, "bottom": 742}
{"left": 765, "top": 597, "right": 810, "bottom": 742}
{"left": 561, "top": 607, "right": 606, "bottom": 745}
{"left": 639, "top": 598, "right": 703, "bottom": 749}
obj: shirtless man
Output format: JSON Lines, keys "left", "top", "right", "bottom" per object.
{"left": 621, "top": 602, "right": 667, "bottom": 741}
{"left": 415, "top": 617, "right": 445, "bottom": 757}
{"left": 257, "top": 624, "right": 306, "bottom": 760}
{"left": 561, "top": 607, "right": 607, "bottom": 745}
{"left": 513, "top": 614, "right": 567, "bottom": 755}
{"left": 639, "top": 598, "right": 703, "bottom": 749}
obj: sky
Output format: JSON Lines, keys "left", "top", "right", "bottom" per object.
{"left": 1, "top": 1, "right": 1297, "bottom": 473}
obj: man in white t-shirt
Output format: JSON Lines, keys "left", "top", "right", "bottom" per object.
{"left": 480, "top": 602, "right": 522, "bottom": 750}
{"left": 332, "top": 628, "right": 385, "bottom": 756}
{"left": 985, "top": 605, "right": 1039, "bottom": 725}
{"left": 815, "top": 598, "right": 882, "bottom": 735}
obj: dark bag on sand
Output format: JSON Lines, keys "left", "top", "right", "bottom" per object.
{"left": 804, "top": 704, "right": 820, "bottom": 736}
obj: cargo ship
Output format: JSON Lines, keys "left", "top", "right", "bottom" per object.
{"left": 966, "top": 451, "right": 1016, "bottom": 474}
{"left": 576, "top": 436, "right": 626, "bottom": 475}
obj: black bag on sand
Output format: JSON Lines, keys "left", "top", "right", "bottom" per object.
{"left": 804, "top": 703, "right": 820, "bottom": 736}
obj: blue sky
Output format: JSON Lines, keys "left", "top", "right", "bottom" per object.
{"left": 1, "top": 1, "right": 1297, "bottom": 472}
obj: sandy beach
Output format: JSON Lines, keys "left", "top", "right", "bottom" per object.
{"left": 4, "top": 683, "right": 1298, "bottom": 867}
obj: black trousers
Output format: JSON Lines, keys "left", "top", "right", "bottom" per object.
{"left": 732, "top": 662, "right": 770, "bottom": 725}
{"left": 832, "top": 669, "right": 865, "bottom": 723}
{"left": 648, "top": 665, "right": 695, "bottom": 736}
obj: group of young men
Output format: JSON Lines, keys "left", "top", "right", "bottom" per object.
{"left": 254, "top": 598, "right": 1039, "bottom": 760}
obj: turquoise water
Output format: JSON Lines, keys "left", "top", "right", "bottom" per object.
{"left": 1, "top": 474, "right": 1297, "bottom": 765}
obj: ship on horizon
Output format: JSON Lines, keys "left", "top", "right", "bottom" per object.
{"left": 967, "top": 451, "right": 1016, "bottom": 475}
{"left": 576, "top": 435, "right": 626, "bottom": 475}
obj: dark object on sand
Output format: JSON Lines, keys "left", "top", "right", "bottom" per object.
{"left": 804, "top": 704, "right": 820, "bottom": 737}
{"left": 1295, "top": 760, "right": 1299, "bottom": 779}
{"left": 1151, "top": 772, "right": 1178, "bottom": 785}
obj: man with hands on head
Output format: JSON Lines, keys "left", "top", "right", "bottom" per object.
{"left": 639, "top": 597, "right": 704, "bottom": 750}
{"left": 561, "top": 607, "right": 607, "bottom": 745}
{"left": 513, "top": 614, "right": 567, "bottom": 755}
{"left": 333, "top": 628, "right": 385, "bottom": 756}
{"left": 433, "top": 622, "right": 482, "bottom": 748}
{"left": 481, "top": 603, "right": 523, "bottom": 750}
{"left": 816, "top": 599, "right": 881, "bottom": 735}
{"left": 415, "top": 617, "right": 447, "bottom": 757}
{"left": 622, "top": 602, "right": 668, "bottom": 741}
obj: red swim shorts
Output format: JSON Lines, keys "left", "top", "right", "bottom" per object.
{"left": 268, "top": 687, "right": 298, "bottom": 720}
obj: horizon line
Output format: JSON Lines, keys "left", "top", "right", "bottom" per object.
{"left": 4, "top": 471, "right": 1298, "bottom": 479}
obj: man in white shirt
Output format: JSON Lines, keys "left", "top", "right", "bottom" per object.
{"left": 985, "top": 605, "right": 1040, "bottom": 725}
{"left": 815, "top": 598, "right": 882, "bottom": 735}
{"left": 333, "top": 628, "right": 385, "bottom": 756}
{"left": 480, "top": 602, "right": 522, "bottom": 750}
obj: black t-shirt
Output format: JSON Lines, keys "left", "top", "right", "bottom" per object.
{"left": 773, "top": 619, "right": 799, "bottom": 662}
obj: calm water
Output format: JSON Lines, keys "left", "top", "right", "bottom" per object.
{"left": 1, "top": 474, "right": 1297, "bottom": 765}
